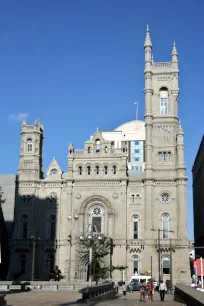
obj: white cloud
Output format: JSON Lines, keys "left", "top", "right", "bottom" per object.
{"left": 9, "top": 113, "right": 29, "bottom": 122}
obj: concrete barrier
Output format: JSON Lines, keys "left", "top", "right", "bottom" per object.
{"left": 174, "top": 284, "right": 204, "bottom": 305}
{"left": 78, "top": 282, "right": 116, "bottom": 303}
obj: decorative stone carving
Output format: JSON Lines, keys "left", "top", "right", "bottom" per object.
{"left": 112, "top": 193, "right": 118, "bottom": 199}
{"left": 76, "top": 193, "right": 81, "bottom": 199}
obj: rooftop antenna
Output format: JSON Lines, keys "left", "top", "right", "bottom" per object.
{"left": 134, "top": 101, "right": 138, "bottom": 121}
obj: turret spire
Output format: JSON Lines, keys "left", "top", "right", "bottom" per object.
{"left": 171, "top": 41, "right": 178, "bottom": 63}
{"left": 144, "top": 24, "right": 152, "bottom": 48}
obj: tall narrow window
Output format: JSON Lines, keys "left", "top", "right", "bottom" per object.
{"left": 49, "top": 215, "right": 56, "bottom": 239}
{"left": 46, "top": 254, "right": 55, "bottom": 273}
{"left": 112, "top": 165, "right": 117, "bottom": 175}
{"left": 132, "top": 255, "right": 139, "bottom": 275}
{"left": 132, "top": 216, "right": 139, "bottom": 239}
{"left": 160, "top": 89, "right": 168, "bottom": 115}
{"left": 95, "top": 166, "right": 99, "bottom": 175}
{"left": 105, "top": 146, "right": 108, "bottom": 153}
{"left": 88, "top": 147, "right": 91, "bottom": 153}
{"left": 104, "top": 166, "right": 108, "bottom": 175}
{"left": 162, "top": 256, "right": 170, "bottom": 274}
{"left": 89, "top": 205, "right": 104, "bottom": 234}
{"left": 162, "top": 214, "right": 170, "bottom": 238}
{"left": 21, "top": 214, "right": 28, "bottom": 239}
{"left": 27, "top": 138, "right": 32, "bottom": 152}
{"left": 95, "top": 140, "right": 101, "bottom": 153}
{"left": 87, "top": 166, "right": 91, "bottom": 175}
{"left": 20, "top": 254, "right": 26, "bottom": 274}
{"left": 78, "top": 166, "right": 82, "bottom": 175}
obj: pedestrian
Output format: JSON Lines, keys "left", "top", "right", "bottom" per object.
{"left": 151, "top": 280, "right": 154, "bottom": 302}
{"left": 146, "top": 279, "right": 153, "bottom": 303}
{"left": 122, "top": 282, "right": 127, "bottom": 300}
{"left": 129, "top": 282, "right": 133, "bottom": 293}
{"left": 139, "top": 279, "right": 145, "bottom": 302}
{"left": 159, "top": 280, "right": 167, "bottom": 302}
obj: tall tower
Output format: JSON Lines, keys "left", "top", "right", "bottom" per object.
{"left": 18, "top": 119, "right": 44, "bottom": 181}
{"left": 144, "top": 26, "right": 188, "bottom": 240}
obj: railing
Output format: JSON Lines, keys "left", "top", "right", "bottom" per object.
{"left": 153, "top": 62, "right": 171, "bottom": 68}
{"left": 9, "top": 239, "right": 32, "bottom": 251}
{"left": 78, "top": 282, "right": 116, "bottom": 302}
{"left": 71, "top": 148, "right": 124, "bottom": 156}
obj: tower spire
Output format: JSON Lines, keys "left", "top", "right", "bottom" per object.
{"left": 171, "top": 41, "right": 178, "bottom": 63}
{"left": 144, "top": 24, "right": 152, "bottom": 48}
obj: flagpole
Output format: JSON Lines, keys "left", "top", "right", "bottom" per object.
{"left": 134, "top": 102, "right": 138, "bottom": 121}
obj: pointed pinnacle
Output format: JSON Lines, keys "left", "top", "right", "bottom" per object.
{"left": 172, "top": 41, "right": 178, "bottom": 56}
{"left": 144, "top": 25, "right": 152, "bottom": 47}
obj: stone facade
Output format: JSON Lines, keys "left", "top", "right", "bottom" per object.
{"left": 192, "top": 135, "right": 204, "bottom": 257}
{"left": 8, "top": 27, "right": 190, "bottom": 284}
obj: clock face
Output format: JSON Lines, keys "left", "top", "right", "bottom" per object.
{"left": 160, "top": 193, "right": 170, "bottom": 203}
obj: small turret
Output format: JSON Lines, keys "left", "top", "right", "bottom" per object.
{"left": 144, "top": 25, "right": 152, "bottom": 48}
{"left": 171, "top": 41, "right": 178, "bottom": 68}
{"left": 144, "top": 25, "right": 152, "bottom": 68}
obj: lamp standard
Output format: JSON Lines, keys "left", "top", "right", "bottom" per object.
{"left": 67, "top": 214, "right": 79, "bottom": 281}
{"left": 30, "top": 236, "right": 41, "bottom": 281}
{"left": 79, "top": 224, "right": 103, "bottom": 286}
{"left": 151, "top": 229, "right": 174, "bottom": 285}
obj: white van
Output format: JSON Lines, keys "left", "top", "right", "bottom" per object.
{"left": 130, "top": 275, "right": 151, "bottom": 284}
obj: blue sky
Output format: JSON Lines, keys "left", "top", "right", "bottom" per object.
{"left": 0, "top": 0, "right": 203, "bottom": 241}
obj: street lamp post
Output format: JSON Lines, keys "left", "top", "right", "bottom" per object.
{"left": 80, "top": 225, "right": 103, "bottom": 286}
{"left": 152, "top": 229, "right": 174, "bottom": 286}
{"left": 67, "top": 214, "right": 79, "bottom": 281}
{"left": 31, "top": 236, "right": 41, "bottom": 281}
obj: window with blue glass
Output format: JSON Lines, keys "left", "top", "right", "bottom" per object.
{"left": 131, "top": 141, "right": 144, "bottom": 163}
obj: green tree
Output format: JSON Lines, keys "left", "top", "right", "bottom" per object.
{"left": 78, "top": 236, "right": 111, "bottom": 282}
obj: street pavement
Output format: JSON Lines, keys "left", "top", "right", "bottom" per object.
{"left": 97, "top": 291, "right": 185, "bottom": 306}
{"left": 3, "top": 290, "right": 185, "bottom": 306}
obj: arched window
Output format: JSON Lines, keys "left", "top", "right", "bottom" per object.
{"left": 51, "top": 169, "right": 58, "bottom": 176}
{"left": 162, "top": 256, "right": 170, "bottom": 274}
{"left": 78, "top": 166, "right": 82, "bottom": 175}
{"left": 20, "top": 254, "right": 27, "bottom": 274}
{"left": 105, "top": 146, "right": 108, "bottom": 153}
{"left": 112, "top": 165, "right": 117, "bottom": 175}
{"left": 48, "top": 215, "right": 56, "bottom": 239}
{"left": 21, "top": 214, "right": 29, "bottom": 239}
{"left": 104, "top": 166, "right": 108, "bottom": 175}
{"left": 132, "top": 255, "right": 139, "bottom": 275}
{"left": 88, "top": 147, "right": 91, "bottom": 153}
{"left": 132, "top": 215, "right": 139, "bottom": 239}
{"left": 46, "top": 254, "right": 55, "bottom": 273}
{"left": 160, "top": 88, "right": 168, "bottom": 115}
{"left": 162, "top": 214, "right": 170, "bottom": 238}
{"left": 87, "top": 166, "right": 91, "bottom": 175}
{"left": 89, "top": 205, "right": 104, "bottom": 234}
{"left": 158, "top": 152, "right": 172, "bottom": 163}
{"left": 27, "top": 138, "right": 33, "bottom": 152}
{"left": 95, "top": 140, "right": 101, "bottom": 153}
{"left": 95, "top": 166, "right": 99, "bottom": 175}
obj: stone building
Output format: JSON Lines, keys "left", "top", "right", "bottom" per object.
{"left": 192, "top": 135, "right": 204, "bottom": 257}
{"left": 8, "top": 27, "right": 190, "bottom": 284}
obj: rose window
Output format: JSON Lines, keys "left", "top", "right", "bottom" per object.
{"left": 93, "top": 207, "right": 101, "bottom": 215}
{"left": 160, "top": 193, "right": 170, "bottom": 203}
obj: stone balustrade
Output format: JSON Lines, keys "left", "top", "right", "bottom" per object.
{"left": 174, "top": 283, "right": 204, "bottom": 305}
{"left": 78, "top": 282, "right": 116, "bottom": 303}
{"left": 0, "top": 281, "right": 87, "bottom": 292}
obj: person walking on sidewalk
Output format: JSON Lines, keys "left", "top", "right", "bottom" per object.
{"left": 159, "top": 280, "right": 167, "bottom": 302}
{"left": 122, "top": 282, "right": 127, "bottom": 300}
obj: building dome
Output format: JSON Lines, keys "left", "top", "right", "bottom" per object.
{"left": 114, "top": 120, "right": 145, "bottom": 132}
